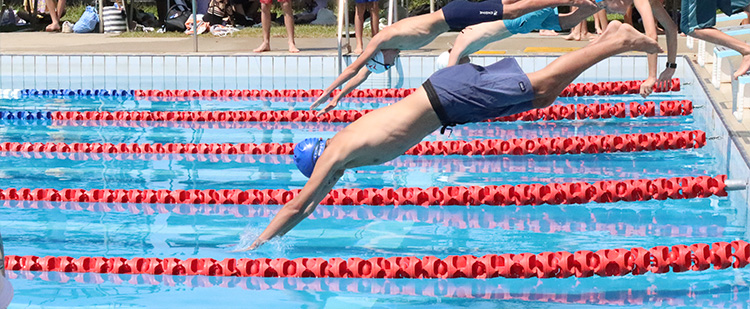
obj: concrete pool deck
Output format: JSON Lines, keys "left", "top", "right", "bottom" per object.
{"left": 2, "top": 31, "right": 750, "bottom": 162}
{"left": 0, "top": 31, "right": 687, "bottom": 55}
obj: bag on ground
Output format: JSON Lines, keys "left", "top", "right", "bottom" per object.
{"left": 73, "top": 6, "right": 99, "bottom": 33}
{"left": 102, "top": 5, "right": 126, "bottom": 32}
{"left": 165, "top": 3, "right": 191, "bottom": 32}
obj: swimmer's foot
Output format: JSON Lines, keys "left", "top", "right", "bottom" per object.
{"left": 733, "top": 54, "right": 750, "bottom": 79}
{"left": 564, "top": 32, "right": 581, "bottom": 41}
{"left": 609, "top": 21, "right": 662, "bottom": 54}
{"left": 288, "top": 41, "right": 299, "bottom": 53}
{"left": 353, "top": 46, "right": 363, "bottom": 54}
{"left": 46, "top": 22, "right": 61, "bottom": 32}
{"left": 254, "top": 42, "right": 271, "bottom": 53}
{"left": 539, "top": 30, "right": 558, "bottom": 36}
{"left": 598, "top": 20, "right": 620, "bottom": 38}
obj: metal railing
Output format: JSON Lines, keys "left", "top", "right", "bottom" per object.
{"left": 336, "top": 0, "right": 351, "bottom": 75}
{"left": 0, "top": 232, "right": 4, "bottom": 277}
{"left": 337, "top": 0, "right": 398, "bottom": 74}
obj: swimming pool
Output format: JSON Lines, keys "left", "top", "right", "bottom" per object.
{"left": 1, "top": 54, "right": 750, "bottom": 307}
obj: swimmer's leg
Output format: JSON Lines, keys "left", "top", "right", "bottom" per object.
{"left": 527, "top": 21, "right": 662, "bottom": 108}
{"left": 689, "top": 27, "right": 750, "bottom": 79}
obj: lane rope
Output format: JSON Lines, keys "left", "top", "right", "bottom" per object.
{"left": 16, "top": 78, "right": 681, "bottom": 99}
{"left": 4, "top": 239, "right": 748, "bottom": 279}
{"left": 0, "top": 175, "right": 728, "bottom": 206}
{"left": 0, "top": 100, "right": 692, "bottom": 123}
{"left": 0, "top": 130, "right": 706, "bottom": 156}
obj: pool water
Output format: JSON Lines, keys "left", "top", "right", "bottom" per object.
{"left": 1, "top": 82, "right": 750, "bottom": 307}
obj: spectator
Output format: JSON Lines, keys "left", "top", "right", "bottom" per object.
{"left": 204, "top": 0, "right": 256, "bottom": 26}
{"left": 354, "top": 0, "right": 379, "bottom": 54}
{"left": 254, "top": 0, "right": 298, "bottom": 53}
{"left": 623, "top": 4, "right": 633, "bottom": 26}
{"left": 44, "top": 0, "right": 65, "bottom": 31}
{"left": 593, "top": 9, "right": 607, "bottom": 34}
{"left": 539, "top": 29, "right": 558, "bottom": 35}
{"left": 565, "top": 19, "right": 595, "bottom": 40}
{"left": 156, "top": 0, "right": 168, "bottom": 26}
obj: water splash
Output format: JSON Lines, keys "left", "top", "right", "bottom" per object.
{"left": 233, "top": 223, "right": 292, "bottom": 255}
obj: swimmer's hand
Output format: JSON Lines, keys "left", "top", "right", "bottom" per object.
{"left": 317, "top": 99, "right": 341, "bottom": 116}
{"left": 230, "top": 239, "right": 264, "bottom": 252}
{"left": 310, "top": 95, "right": 330, "bottom": 111}
{"left": 639, "top": 76, "right": 656, "bottom": 98}
{"left": 658, "top": 67, "right": 676, "bottom": 82}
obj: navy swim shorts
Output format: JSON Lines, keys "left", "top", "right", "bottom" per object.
{"left": 681, "top": 0, "right": 750, "bottom": 34}
{"left": 442, "top": 0, "right": 504, "bottom": 31}
{"left": 423, "top": 58, "right": 535, "bottom": 129}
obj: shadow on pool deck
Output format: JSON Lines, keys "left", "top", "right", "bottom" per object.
{"left": 0, "top": 32, "right": 646, "bottom": 55}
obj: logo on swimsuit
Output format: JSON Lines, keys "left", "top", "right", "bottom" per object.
{"left": 518, "top": 82, "right": 526, "bottom": 92}
{"left": 479, "top": 10, "right": 498, "bottom": 16}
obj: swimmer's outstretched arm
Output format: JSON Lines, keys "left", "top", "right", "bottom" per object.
{"left": 311, "top": 36, "right": 386, "bottom": 111}
{"left": 447, "top": 5, "right": 600, "bottom": 67}
{"left": 502, "top": 0, "right": 596, "bottom": 19}
{"left": 318, "top": 67, "right": 373, "bottom": 115}
{"left": 632, "top": 0, "right": 677, "bottom": 97}
{"left": 448, "top": 22, "right": 512, "bottom": 67}
{"left": 557, "top": 5, "right": 600, "bottom": 29}
{"left": 245, "top": 150, "right": 347, "bottom": 250}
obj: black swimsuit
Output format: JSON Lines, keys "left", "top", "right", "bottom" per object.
{"left": 442, "top": 0, "right": 504, "bottom": 30}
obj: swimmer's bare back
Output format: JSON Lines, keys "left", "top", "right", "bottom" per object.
{"left": 331, "top": 87, "right": 442, "bottom": 169}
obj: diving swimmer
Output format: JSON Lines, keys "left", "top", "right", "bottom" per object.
{"left": 443, "top": 0, "right": 678, "bottom": 98}
{"left": 309, "top": 0, "right": 600, "bottom": 114}
{"left": 244, "top": 21, "right": 662, "bottom": 250}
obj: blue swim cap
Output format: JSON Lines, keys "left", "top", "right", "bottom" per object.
{"left": 293, "top": 138, "right": 327, "bottom": 178}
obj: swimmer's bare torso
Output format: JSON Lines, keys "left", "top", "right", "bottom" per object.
{"left": 375, "top": 11, "right": 451, "bottom": 51}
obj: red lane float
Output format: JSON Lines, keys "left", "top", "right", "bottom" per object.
{"left": 49, "top": 100, "right": 693, "bottom": 123}
{"left": 3, "top": 200, "right": 725, "bottom": 237}
{"left": 0, "top": 130, "right": 706, "bottom": 156}
{"left": 5, "top": 239, "right": 747, "bottom": 279}
{"left": 131, "top": 79, "right": 680, "bottom": 99}
{"left": 42, "top": 120, "right": 680, "bottom": 144}
{"left": 7, "top": 270, "right": 742, "bottom": 306}
{"left": 0, "top": 175, "right": 727, "bottom": 206}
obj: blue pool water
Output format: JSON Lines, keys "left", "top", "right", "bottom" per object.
{"left": 2, "top": 80, "right": 750, "bottom": 307}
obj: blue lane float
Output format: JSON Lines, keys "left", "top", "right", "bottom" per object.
{"left": 0, "top": 111, "right": 52, "bottom": 120}
{"left": 18, "top": 89, "right": 134, "bottom": 97}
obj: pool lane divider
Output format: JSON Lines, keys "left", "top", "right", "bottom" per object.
{"left": 16, "top": 78, "right": 681, "bottom": 99}
{"left": 3, "top": 199, "right": 725, "bottom": 238}
{"left": 4, "top": 239, "right": 749, "bottom": 279}
{"left": 0, "top": 130, "right": 707, "bottom": 156}
{"left": 0, "top": 175, "right": 729, "bottom": 206}
{"left": 13, "top": 100, "right": 690, "bottom": 123}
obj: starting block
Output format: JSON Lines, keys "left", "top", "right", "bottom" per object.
{"left": 735, "top": 74, "right": 750, "bottom": 121}
{"left": 717, "top": 13, "right": 748, "bottom": 23}
{"left": 712, "top": 45, "right": 742, "bottom": 88}
{"left": 697, "top": 24, "right": 750, "bottom": 67}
